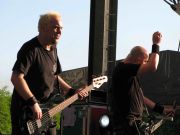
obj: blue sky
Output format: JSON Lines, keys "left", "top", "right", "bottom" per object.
{"left": 1, "top": 0, "right": 180, "bottom": 91}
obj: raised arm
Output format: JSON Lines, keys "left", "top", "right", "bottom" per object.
{"left": 137, "top": 31, "right": 162, "bottom": 75}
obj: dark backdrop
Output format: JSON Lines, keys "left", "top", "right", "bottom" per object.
{"left": 140, "top": 50, "right": 180, "bottom": 105}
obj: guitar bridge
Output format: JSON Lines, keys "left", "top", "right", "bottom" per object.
{"left": 27, "top": 121, "right": 36, "bottom": 135}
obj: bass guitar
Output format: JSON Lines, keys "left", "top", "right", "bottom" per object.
{"left": 20, "top": 76, "right": 108, "bottom": 135}
{"left": 139, "top": 113, "right": 174, "bottom": 135}
{"left": 139, "top": 101, "right": 176, "bottom": 135}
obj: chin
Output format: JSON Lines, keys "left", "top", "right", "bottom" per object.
{"left": 51, "top": 40, "right": 58, "bottom": 45}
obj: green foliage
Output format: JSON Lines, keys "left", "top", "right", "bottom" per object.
{"left": 0, "top": 86, "right": 62, "bottom": 134}
{"left": 0, "top": 86, "right": 12, "bottom": 135}
{"left": 54, "top": 113, "right": 61, "bottom": 129}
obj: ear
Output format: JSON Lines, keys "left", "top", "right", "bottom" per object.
{"left": 136, "top": 57, "right": 144, "bottom": 64}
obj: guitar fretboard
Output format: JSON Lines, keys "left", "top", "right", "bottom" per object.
{"left": 49, "top": 84, "right": 94, "bottom": 117}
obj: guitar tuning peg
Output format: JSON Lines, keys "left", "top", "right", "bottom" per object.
{"left": 93, "top": 74, "right": 103, "bottom": 78}
{"left": 92, "top": 75, "right": 97, "bottom": 79}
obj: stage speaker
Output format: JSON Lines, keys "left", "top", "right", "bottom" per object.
{"left": 61, "top": 105, "right": 87, "bottom": 135}
{"left": 61, "top": 105, "right": 108, "bottom": 135}
{"left": 86, "top": 105, "right": 108, "bottom": 135}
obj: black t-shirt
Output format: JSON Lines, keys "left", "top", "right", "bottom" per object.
{"left": 111, "top": 61, "right": 144, "bottom": 123}
{"left": 12, "top": 37, "right": 62, "bottom": 101}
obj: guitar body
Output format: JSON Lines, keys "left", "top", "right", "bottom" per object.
{"left": 20, "top": 94, "right": 63, "bottom": 135}
{"left": 20, "top": 103, "right": 55, "bottom": 135}
{"left": 139, "top": 114, "right": 173, "bottom": 135}
{"left": 139, "top": 119, "right": 164, "bottom": 135}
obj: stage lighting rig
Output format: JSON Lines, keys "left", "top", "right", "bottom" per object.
{"left": 164, "top": 0, "right": 180, "bottom": 15}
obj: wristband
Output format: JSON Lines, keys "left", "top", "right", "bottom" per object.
{"left": 152, "top": 44, "right": 160, "bottom": 54}
{"left": 26, "top": 96, "right": 38, "bottom": 106}
{"left": 153, "top": 103, "right": 164, "bottom": 114}
{"left": 67, "top": 88, "right": 77, "bottom": 96}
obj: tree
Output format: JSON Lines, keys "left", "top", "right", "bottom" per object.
{"left": 0, "top": 86, "right": 12, "bottom": 135}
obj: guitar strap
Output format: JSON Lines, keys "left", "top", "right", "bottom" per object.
{"left": 53, "top": 47, "right": 63, "bottom": 97}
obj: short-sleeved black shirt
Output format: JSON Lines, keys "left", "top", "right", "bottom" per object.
{"left": 111, "top": 61, "right": 144, "bottom": 123}
{"left": 12, "top": 36, "right": 62, "bottom": 101}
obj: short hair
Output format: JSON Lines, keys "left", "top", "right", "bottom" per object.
{"left": 38, "top": 11, "right": 61, "bottom": 32}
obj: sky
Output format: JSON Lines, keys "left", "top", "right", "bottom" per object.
{"left": 1, "top": 0, "right": 180, "bottom": 92}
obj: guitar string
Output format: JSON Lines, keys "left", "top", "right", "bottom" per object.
{"left": 29, "top": 102, "right": 63, "bottom": 130}
{"left": 29, "top": 82, "right": 102, "bottom": 132}
{"left": 30, "top": 111, "right": 63, "bottom": 135}
{"left": 30, "top": 112, "right": 50, "bottom": 134}
{"left": 29, "top": 94, "right": 77, "bottom": 132}
{"left": 30, "top": 83, "right": 94, "bottom": 128}
{"left": 31, "top": 96, "right": 85, "bottom": 130}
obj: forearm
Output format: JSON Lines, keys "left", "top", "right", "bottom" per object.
{"left": 138, "top": 44, "right": 160, "bottom": 75}
{"left": 57, "top": 75, "right": 73, "bottom": 95}
{"left": 143, "top": 96, "right": 156, "bottom": 109}
{"left": 148, "top": 52, "right": 159, "bottom": 71}
{"left": 144, "top": 96, "right": 164, "bottom": 114}
{"left": 149, "top": 31, "right": 161, "bottom": 70}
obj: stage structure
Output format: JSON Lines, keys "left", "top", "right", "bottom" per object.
{"left": 87, "top": 0, "right": 118, "bottom": 115}
{"left": 61, "top": 0, "right": 118, "bottom": 135}
{"left": 164, "top": 0, "right": 180, "bottom": 15}
{"left": 87, "top": 0, "right": 118, "bottom": 134}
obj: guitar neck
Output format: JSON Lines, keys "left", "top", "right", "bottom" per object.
{"left": 48, "top": 84, "right": 94, "bottom": 117}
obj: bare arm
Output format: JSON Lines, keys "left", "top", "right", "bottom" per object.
{"left": 144, "top": 96, "right": 175, "bottom": 115}
{"left": 138, "top": 31, "right": 162, "bottom": 75}
{"left": 57, "top": 75, "right": 72, "bottom": 95}
{"left": 11, "top": 71, "right": 33, "bottom": 100}
{"left": 143, "top": 96, "right": 156, "bottom": 109}
{"left": 57, "top": 75, "right": 88, "bottom": 99}
{"left": 11, "top": 71, "right": 42, "bottom": 119}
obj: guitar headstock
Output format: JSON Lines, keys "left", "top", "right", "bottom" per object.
{"left": 92, "top": 76, "right": 108, "bottom": 88}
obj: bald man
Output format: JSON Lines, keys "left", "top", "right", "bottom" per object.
{"left": 110, "top": 31, "right": 174, "bottom": 135}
